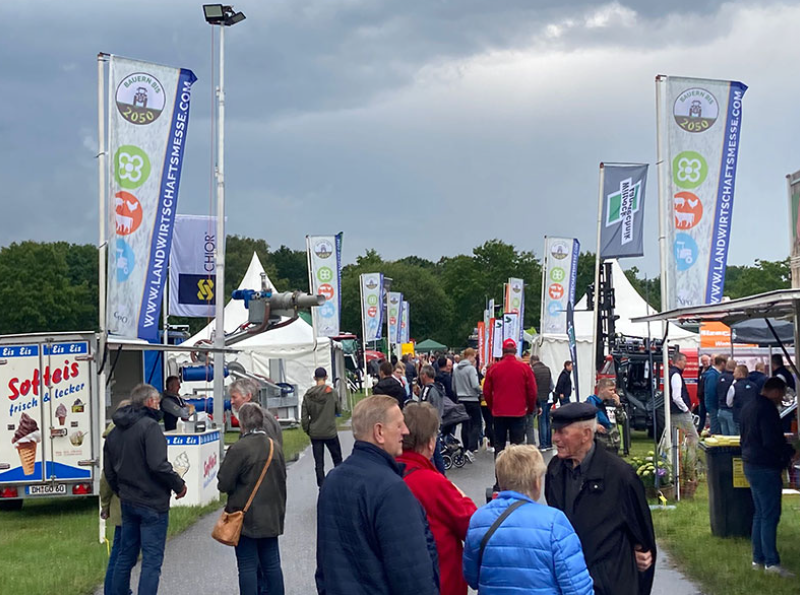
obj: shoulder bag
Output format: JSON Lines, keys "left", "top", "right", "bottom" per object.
{"left": 212, "top": 437, "right": 274, "bottom": 547}
{"left": 477, "top": 499, "right": 527, "bottom": 582}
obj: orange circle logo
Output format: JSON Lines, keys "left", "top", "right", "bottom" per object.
{"left": 114, "top": 191, "right": 143, "bottom": 236}
{"left": 548, "top": 284, "right": 564, "bottom": 300}
{"left": 318, "top": 284, "right": 335, "bottom": 300}
{"left": 673, "top": 191, "right": 703, "bottom": 230}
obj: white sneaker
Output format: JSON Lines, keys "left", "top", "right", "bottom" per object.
{"left": 464, "top": 450, "right": 475, "bottom": 463}
{"left": 487, "top": 446, "right": 495, "bottom": 453}
{"left": 765, "top": 565, "right": 796, "bottom": 578}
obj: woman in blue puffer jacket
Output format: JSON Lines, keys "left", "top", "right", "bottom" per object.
{"left": 463, "top": 445, "right": 594, "bottom": 595}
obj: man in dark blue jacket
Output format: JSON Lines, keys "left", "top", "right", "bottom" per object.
{"left": 315, "top": 395, "right": 439, "bottom": 595}
{"left": 740, "top": 378, "right": 796, "bottom": 577}
{"left": 104, "top": 384, "right": 187, "bottom": 595}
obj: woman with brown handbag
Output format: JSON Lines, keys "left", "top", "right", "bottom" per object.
{"left": 218, "top": 403, "right": 287, "bottom": 594}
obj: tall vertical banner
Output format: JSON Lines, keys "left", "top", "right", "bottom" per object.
{"left": 107, "top": 56, "right": 197, "bottom": 340}
{"left": 169, "top": 215, "right": 217, "bottom": 317}
{"left": 658, "top": 76, "right": 747, "bottom": 309}
{"left": 400, "top": 301, "right": 410, "bottom": 344}
{"left": 482, "top": 308, "right": 490, "bottom": 364}
{"left": 387, "top": 292, "right": 404, "bottom": 345}
{"left": 566, "top": 301, "right": 580, "bottom": 401}
{"left": 541, "top": 237, "right": 580, "bottom": 334}
{"left": 492, "top": 318, "right": 504, "bottom": 359}
{"left": 360, "top": 273, "right": 384, "bottom": 342}
{"left": 504, "top": 278, "right": 525, "bottom": 355}
{"left": 600, "top": 164, "right": 649, "bottom": 259}
{"left": 477, "top": 321, "right": 485, "bottom": 366}
{"left": 787, "top": 170, "right": 800, "bottom": 289}
{"left": 502, "top": 313, "right": 518, "bottom": 345}
{"left": 307, "top": 234, "right": 343, "bottom": 337}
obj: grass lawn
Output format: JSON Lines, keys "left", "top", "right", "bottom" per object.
{"left": 0, "top": 496, "right": 222, "bottom": 595}
{"left": 224, "top": 427, "right": 310, "bottom": 461}
{"left": 622, "top": 431, "right": 800, "bottom": 594}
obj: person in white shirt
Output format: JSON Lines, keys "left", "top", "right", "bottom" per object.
{"left": 668, "top": 353, "right": 700, "bottom": 450}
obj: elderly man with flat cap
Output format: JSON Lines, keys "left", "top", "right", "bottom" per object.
{"left": 546, "top": 402, "right": 657, "bottom": 595}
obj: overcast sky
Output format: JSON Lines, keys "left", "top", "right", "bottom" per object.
{"left": 1, "top": 0, "right": 797, "bottom": 274}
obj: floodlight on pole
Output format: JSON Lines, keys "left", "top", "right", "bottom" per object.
{"left": 203, "top": 3, "right": 245, "bottom": 458}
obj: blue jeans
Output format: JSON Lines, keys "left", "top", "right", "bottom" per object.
{"left": 235, "top": 535, "right": 285, "bottom": 595}
{"left": 705, "top": 398, "right": 720, "bottom": 434}
{"left": 112, "top": 501, "right": 169, "bottom": 595}
{"left": 104, "top": 526, "right": 132, "bottom": 595}
{"left": 744, "top": 464, "right": 783, "bottom": 566}
{"left": 538, "top": 406, "right": 551, "bottom": 448}
{"left": 718, "top": 409, "right": 738, "bottom": 435}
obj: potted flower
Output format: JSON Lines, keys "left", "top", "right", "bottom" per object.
{"left": 629, "top": 452, "right": 674, "bottom": 501}
{"left": 678, "top": 440, "right": 701, "bottom": 499}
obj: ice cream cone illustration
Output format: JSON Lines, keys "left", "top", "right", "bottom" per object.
{"left": 17, "top": 442, "right": 37, "bottom": 475}
{"left": 55, "top": 403, "right": 67, "bottom": 426}
{"left": 12, "top": 413, "right": 41, "bottom": 476}
{"left": 172, "top": 451, "right": 190, "bottom": 479}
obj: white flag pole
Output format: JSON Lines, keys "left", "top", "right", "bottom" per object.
{"left": 359, "top": 277, "right": 370, "bottom": 397}
{"left": 592, "top": 163, "right": 605, "bottom": 385}
{"left": 655, "top": 75, "right": 674, "bottom": 461}
{"left": 96, "top": 51, "right": 108, "bottom": 547}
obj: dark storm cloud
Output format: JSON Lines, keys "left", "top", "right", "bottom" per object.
{"left": 0, "top": 0, "right": 792, "bottom": 276}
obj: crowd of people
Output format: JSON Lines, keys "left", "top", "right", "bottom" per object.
{"left": 98, "top": 340, "right": 798, "bottom": 594}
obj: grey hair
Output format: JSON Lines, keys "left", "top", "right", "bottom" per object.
{"left": 229, "top": 378, "right": 253, "bottom": 400}
{"left": 237, "top": 403, "right": 265, "bottom": 434}
{"left": 130, "top": 384, "right": 160, "bottom": 407}
{"left": 574, "top": 417, "right": 598, "bottom": 434}
{"left": 420, "top": 364, "right": 436, "bottom": 380}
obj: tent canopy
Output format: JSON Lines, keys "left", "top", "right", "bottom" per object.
{"left": 170, "top": 252, "right": 332, "bottom": 396}
{"left": 415, "top": 339, "right": 448, "bottom": 353}
{"left": 532, "top": 260, "right": 699, "bottom": 400}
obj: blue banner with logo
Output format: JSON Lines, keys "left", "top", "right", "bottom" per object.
{"left": 360, "top": 273, "right": 384, "bottom": 342}
{"left": 307, "top": 233, "right": 344, "bottom": 337}
{"left": 169, "top": 215, "right": 217, "bottom": 317}
{"left": 107, "top": 56, "right": 196, "bottom": 340}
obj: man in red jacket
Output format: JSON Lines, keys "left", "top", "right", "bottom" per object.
{"left": 483, "top": 339, "right": 538, "bottom": 456}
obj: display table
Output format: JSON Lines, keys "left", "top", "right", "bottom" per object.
{"left": 165, "top": 429, "right": 221, "bottom": 508}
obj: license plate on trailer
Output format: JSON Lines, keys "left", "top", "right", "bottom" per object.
{"left": 26, "top": 484, "right": 67, "bottom": 496}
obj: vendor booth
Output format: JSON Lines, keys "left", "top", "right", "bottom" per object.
{"left": 166, "top": 428, "right": 220, "bottom": 508}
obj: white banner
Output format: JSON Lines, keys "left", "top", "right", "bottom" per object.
{"left": 307, "top": 234, "right": 343, "bottom": 337}
{"left": 387, "top": 292, "right": 403, "bottom": 345}
{"left": 169, "top": 215, "right": 217, "bottom": 317}
{"left": 659, "top": 76, "right": 747, "bottom": 309}
{"left": 541, "top": 237, "right": 579, "bottom": 334}
{"left": 107, "top": 56, "right": 197, "bottom": 340}
{"left": 492, "top": 317, "right": 504, "bottom": 358}
{"left": 360, "top": 273, "right": 384, "bottom": 342}
{"left": 504, "top": 277, "right": 524, "bottom": 356}
{"left": 400, "top": 301, "right": 410, "bottom": 344}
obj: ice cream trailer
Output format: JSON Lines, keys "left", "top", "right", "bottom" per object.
{"left": 0, "top": 332, "right": 101, "bottom": 510}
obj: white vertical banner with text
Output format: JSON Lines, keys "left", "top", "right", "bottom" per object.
{"left": 504, "top": 277, "right": 524, "bottom": 355}
{"left": 400, "top": 301, "right": 410, "bottom": 344}
{"left": 307, "top": 234, "right": 343, "bottom": 337}
{"left": 387, "top": 292, "right": 404, "bottom": 345}
{"left": 659, "top": 76, "right": 747, "bottom": 309}
{"left": 107, "top": 56, "right": 197, "bottom": 340}
{"left": 169, "top": 215, "right": 217, "bottom": 317}
{"left": 540, "top": 237, "right": 579, "bottom": 334}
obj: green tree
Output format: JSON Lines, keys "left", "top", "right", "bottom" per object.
{"left": 267, "top": 245, "right": 309, "bottom": 292}
{"left": 724, "top": 258, "right": 790, "bottom": 298}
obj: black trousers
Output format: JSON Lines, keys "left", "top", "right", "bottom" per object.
{"left": 481, "top": 405, "right": 495, "bottom": 447}
{"left": 461, "top": 401, "right": 483, "bottom": 452}
{"left": 493, "top": 416, "right": 526, "bottom": 455}
{"left": 311, "top": 437, "right": 343, "bottom": 487}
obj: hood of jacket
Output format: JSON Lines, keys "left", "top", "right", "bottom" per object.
{"left": 304, "top": 384, "right": 332, "bottom": 404}
{"left": 455, "top": 359, "right": 473, "bottom": 371}
{"left": 112, "top": 404, "right": 161, "bottom": 430}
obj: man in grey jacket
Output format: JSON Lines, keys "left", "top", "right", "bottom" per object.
{"left": 453, "top": 348, "right": 483, "bottom": 458}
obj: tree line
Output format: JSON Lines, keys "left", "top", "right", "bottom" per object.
{"left": 0, "top": 238, "right": 790, "bottom": 347}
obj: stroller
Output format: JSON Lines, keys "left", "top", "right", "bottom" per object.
{"left": 439, "top": 397, "right": 470, "bottom": 471}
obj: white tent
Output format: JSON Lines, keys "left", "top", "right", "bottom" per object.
{"left": 532, "top": 260, "right": 698, "bottom": 400}
{"left": 169, "top": 253, "right": 332, "bottom": 398}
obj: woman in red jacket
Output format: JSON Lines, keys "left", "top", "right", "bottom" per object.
{"left": 398, "top": 402, "right": 478, "bottom": 595}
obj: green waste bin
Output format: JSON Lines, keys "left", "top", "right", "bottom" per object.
{"left": 700, "top": 442, "right": 755, "bottom": 538}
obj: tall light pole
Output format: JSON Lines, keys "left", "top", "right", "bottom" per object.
{"left": 203, "top": 4, "right": 245, "bottom": 453}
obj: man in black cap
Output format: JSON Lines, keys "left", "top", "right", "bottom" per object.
{"left": 546, "top": 402, "right": 656, "bottom": 595}
{"left": 301, "top": 367, "right": 343, "bottom": 487}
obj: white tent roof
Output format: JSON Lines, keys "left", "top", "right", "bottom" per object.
{"left": 533, "top": 260, "right": 698, "bottom": 400}
{"left": 174, "top": 253, "right": 331, "bottom": 396}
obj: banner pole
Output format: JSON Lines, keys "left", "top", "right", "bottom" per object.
{"left": 213, "top": 25, "right": 226, "bottom": 458}
{"left": 656, "top": 75, "right": 673, "bottom": 456}
{"left": 359, "top": 277, "right": 370, "bottom": 397}
{"left": 96, "top": 51, "right": 108, "bottom": 547}
{"left": 592, "top": 164, "right": 605, "bottom": 381}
